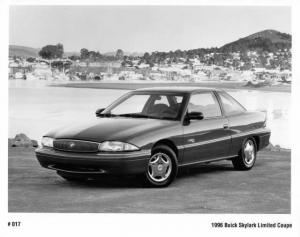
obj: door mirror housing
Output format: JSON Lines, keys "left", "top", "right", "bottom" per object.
{"left": 183, "top": 111, "right": 204, "bottom": 125}
{"left": 95, "top": 108, "right": 105, "bottom": 117}
{"left": 187, "top": 111, "right": 204, "bottom": 120}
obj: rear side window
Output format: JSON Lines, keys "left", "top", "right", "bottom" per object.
{"left": 188, "top": 92, "right": 221, "bottom": 118}
{"left": 218, "top": 92, "right": 246, "bottom": 115}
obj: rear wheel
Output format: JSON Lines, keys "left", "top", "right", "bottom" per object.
{"left": 144, "top": 145, "right": 178, "bottom": 187}
{"left": 232, "top": 138, "right": 257, "bottom": 170}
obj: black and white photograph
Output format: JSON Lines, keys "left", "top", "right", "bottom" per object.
{"left": 1, "top": 1, "right": 299, "bottom": 237}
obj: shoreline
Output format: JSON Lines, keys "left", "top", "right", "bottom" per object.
{"left": 9, "top": 81, "right": 291, "bottom": 148}
{"left": 51, "top": 81, "right": 291, "bottom": 93}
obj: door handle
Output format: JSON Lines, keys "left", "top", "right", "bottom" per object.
{"left": 223, "top": 124, "right": 229, "bottom": 129}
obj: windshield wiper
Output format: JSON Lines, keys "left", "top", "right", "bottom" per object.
{"left": 118, "top": 113, "right": 151, "bottom": 118}
{"left": 155, "top": 116, "right": 176, "bottom": 120}
{"left": 118, "top": 113, "right": 176, "bottom": 120}
{"left": 97, "top": 113, "right": 118, "bottom": 117}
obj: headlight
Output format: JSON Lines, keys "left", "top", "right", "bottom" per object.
{"left": 41, "top": 137, "right": 54, "bottom": 148}
{"left": 98, "top": 141, "right": 139, "bottom": 151}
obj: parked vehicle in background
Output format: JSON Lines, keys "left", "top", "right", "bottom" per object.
{"left": 36, "top": 87, "right": 271, "bottom": 187}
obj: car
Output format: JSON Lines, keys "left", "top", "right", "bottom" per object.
{"left": 35, "top": 87, "right": 271, "bottom": 187}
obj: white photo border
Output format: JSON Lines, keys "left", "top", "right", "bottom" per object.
{"left": 1, "top": 1, "right": 298, "bottom": 237}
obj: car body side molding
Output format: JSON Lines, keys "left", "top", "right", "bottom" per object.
{"left": 178, "top": 155, "right": 238, "bottom": 167}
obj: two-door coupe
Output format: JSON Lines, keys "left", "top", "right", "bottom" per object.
{"left": 36, "top": 87, "right": 271, "bottom": 187}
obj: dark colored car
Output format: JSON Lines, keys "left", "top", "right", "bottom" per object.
{"left": 36, "top": 87, "right": 271, "bottom": 187}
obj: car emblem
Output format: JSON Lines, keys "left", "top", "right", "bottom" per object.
{"left": 188, "top": 138, "right": 195, "bottom": 143}
{"left": 69, "top": 142, "right": 75, "bottom": 148}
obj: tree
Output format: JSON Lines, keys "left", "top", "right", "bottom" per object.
{"left": 26, "top": 57, "right": 36, "bottom": 63}
{"left": 147, "top": 60, "right": 154, "bottom": 67}
{"left": 116, "top": 49, "right": 124, "bottom": 60}
{"left": 38, "top": 43, "right": 64, "bottom": 59}
{"left": 174, "top": 49, "right": 183, "bottom": 58}
{"left": 143, "top": 52, "right": 150, "bottom": 60}
{"left": 121, "top": 59, "right": 133, "bottom": 67}
{"left": 57, "top": 43, "right": 64, "bottom": 58}
{"left": 80, "top": 48, "right": 90, "bottom": 59}
{"left": 89, "top": 51, "right": 98, "bottom": 61}
{"left": 68, "top": 55, "right": 80, "bottom": 61}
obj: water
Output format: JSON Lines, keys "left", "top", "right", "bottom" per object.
{"left": 9, "top": 81, "right": 291, "bottom": 148}
{"left": 228, "top": 90, "right": 290, "bottom": 148}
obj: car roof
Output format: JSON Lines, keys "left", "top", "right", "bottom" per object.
{"left": 134, "top": 86, "right": 223, "bottom": 93}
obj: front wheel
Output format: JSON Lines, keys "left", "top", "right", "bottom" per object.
{"left": 144, "top": 145, "right": 178, "bottom": 187}
{"left": 232, "top": 138, "right": 257, "bottom": 170}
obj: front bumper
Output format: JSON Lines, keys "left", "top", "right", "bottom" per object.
{"left": 259, "top": 132, "right": 271, "bottom": 150}
{"left": 35, "top": 147, "right": 151, "bottom": 175}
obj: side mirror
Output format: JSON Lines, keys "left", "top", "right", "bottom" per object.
{"left": 183, "top": 111, "right": 204, "bottom": 125}
{"left": 187, "top": 111, "right": 204, "bottom": 120}
{"left": 95, "top": 108, "right": 105, "bottom": 117}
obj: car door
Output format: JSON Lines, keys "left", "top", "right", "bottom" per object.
{"left": 182, "top": 91, "right": 231, "bottom": 164}
{"left": 216, "top": 91, "right": 260, "bottom": 157}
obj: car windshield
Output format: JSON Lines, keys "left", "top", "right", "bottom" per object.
{"left": 102, "top": 92, "right": 186, "bottom": 120}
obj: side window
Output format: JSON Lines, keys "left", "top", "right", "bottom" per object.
{"left": 188, "top": 92, "right": 221, "bottom": 118}
{"left": 174, "top": 96, "right": 183, "bottom": 104}
{"left": 218, "top": 92, "right": 246, "bottom": 115}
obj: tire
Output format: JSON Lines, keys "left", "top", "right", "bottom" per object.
{"left": 232, "top": 138, "right": 257, "bottom": 170}
{"left": 144, "top": 145, "right": 178, "bottom": 187}
{"left": 57, "top": 171, "right": 88, "bottom": 182}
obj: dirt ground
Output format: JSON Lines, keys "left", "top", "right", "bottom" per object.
{"left": 8, "top": 147, "right": 290, "bottom": 213}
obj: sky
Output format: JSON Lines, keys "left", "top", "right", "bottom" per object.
{"left": 9, "top": 6, "right": 291, "bottom": 53}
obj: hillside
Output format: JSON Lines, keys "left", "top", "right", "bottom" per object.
{"left": 9, "top": 45, "right": 80, "bottom": 58}
{"left": 9, "top": 29, "right": 291, "bottom": 59}
{"left": 220, "top": 29, "right": 291, "bottom": 52}
{"left": 9, "top": 45, "right": 143, "bottom": 58}
{"left": 247, "top": 29, "right": 291, "bottom": 43}
{"left": 9, "top": 45, "right": 39, "bottom": 58}
{"left": 104, "top": 51, "right": 144, "bottom": 57}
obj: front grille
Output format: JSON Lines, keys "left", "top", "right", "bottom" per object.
{"left": 53, "top": 139, "right": 99, "bottom": 153}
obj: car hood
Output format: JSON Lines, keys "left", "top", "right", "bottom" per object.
{"left": 45, "top": 117, "right": 177, "bottom": 143}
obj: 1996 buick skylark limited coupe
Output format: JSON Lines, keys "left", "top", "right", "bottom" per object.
{"left": 36, "top": 87, "right": 271, "bottom": 187}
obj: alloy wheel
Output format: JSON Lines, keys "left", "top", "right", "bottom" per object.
{"left": 244, "top": 140, "right": 255, "bottom": 165}
{"left": 147, "top": 152, "right": 172, "bottom": 182}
